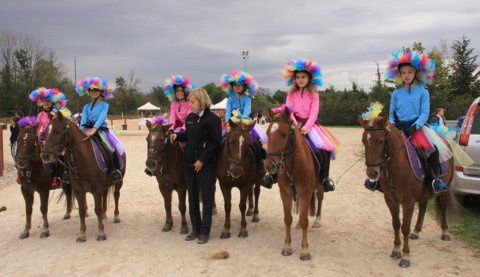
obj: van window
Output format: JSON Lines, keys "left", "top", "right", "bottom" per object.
{"left": 471, "top": 107, "right": 480, "bottom": 134}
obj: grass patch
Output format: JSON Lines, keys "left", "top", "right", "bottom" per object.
{"left": 427, "top": 198, "right": 480, "bottom": 249}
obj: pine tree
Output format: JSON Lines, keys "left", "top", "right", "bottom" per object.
{"left": 449, "top": 35, "right": 479, "bottom": 98}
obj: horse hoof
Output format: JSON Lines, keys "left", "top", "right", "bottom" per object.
{"left": 113, "top": 217, "right": 121, "bottom": 224}
{"left": 63, "top": 214, "right": 71, "bottom": 220}
{"left": 161, "top": 224, "right": 173, "bottom": 232}
{"left": 220, "top": 232, "right": 230, "bottom": 239}
{"left": 246, "top": 210, "right": 253, "bottom": 216}
{"left": 19, "top": 232, "right": 30, "bottom": 239}
{"left": 212, "top": 207, "right": 217, "bottom": 215}
{"left": 76, "top": 236, "right": 87, "bottom": 243}
{"left": 180, "top": 226, "right": 189, "bottom": 235}
{"left": 281, "top": 248, "right": 293, "bottom": 256}
{"left": 40, "top": 231, "right": 50, "bottom": 238}
{"left": 97, "top": 234, "right": 107, "bottom": 241}
{"left": 252, "top": 216, "right": 260, "bottom": 223}
{"left": 390, "top": 250, "right": 401, "bottom": 259}
{"left": 441, "top": 234, "right": 451, "bottom": 241}
{"left": 312, "top": 222, "right": 321, "bottom": 228}
{"left": 300, "top": 253, "right": 312, "bottom": 261}
{"left": 238, "top": 231, "right": 248, "bottom": 238}
{"left": 409, "top": 233, "right": 419, "bottom": 240}
{"left": 399, "top": 259, "right": 411, "bottom": 268}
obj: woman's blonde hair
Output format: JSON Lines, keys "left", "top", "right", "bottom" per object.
{"left": 188, "top": 88, "right": 212, "bottom": 110}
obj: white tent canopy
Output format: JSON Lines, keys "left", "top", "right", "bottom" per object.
{"left": 137, "top": 102, "right": 161, "bottom": 111}
{"left": 211, "top": 98, "right": 227, "bottom": 110}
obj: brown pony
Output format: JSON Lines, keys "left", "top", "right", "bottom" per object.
{"left": 145, "top": 121, "right": 188, "bottom": 234}
{"left": 16, "top": 123, "right": 74, "bottom": 239}
{"left": 217, "top": 120, "right": 263, "bottom": 239}
{"left": 265, "top": 108, "right": 324, "bottom": 261}
{"left": 41, "top": 112, "right": 126, "bottom": 242}
{"left": 359, "top": 116, "right": 456, "bottom": 268}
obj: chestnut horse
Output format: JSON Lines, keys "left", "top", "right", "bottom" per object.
{"left": 265, "top": 108, "right": 324, "bottom": 261}
{"left": 217, "top": 120, "right": 263, "bottom": 239}
{"left": 145, "top": 121, "right": 188, "bottom": 234}
{"left": 16, "top": 122, "right": 74, "bottom": 239}
{"left": 41, "top": 112, "right": 126, "bottom": 242}
{"left": 359, "top": 116, "right": 457, "bottom": 268}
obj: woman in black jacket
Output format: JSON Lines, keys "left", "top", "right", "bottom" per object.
{"left": 170, "top": 88, "right": 221, "bottom": 244}
{"left": 9, "top": 111, "right": 23, "bottom": 160}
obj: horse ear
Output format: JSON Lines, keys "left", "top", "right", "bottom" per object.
{"left": 358, "top": 115, "right": 365, "bottom": 127}
{"left": 267, "top": 108, "right": 275, "bottom": 120}
{"left": 146, "top": 120, "right": 152, "bottom": 130}
{"left": 247, "top": 119, "right": 256, "bottom": 131}
{"left": 162, "top": 124, "right": 173, "bottom": 132}
{"left": 57, "top": 110, "right": 64, "bottom": 121}
{"left": 380, "top": 116, "right": 388, "bottom": 128}
{"left": 282, "top": 107, "right": 291, "bottom": 122}
{"left": 229, "top": 119, "right": 238, "bottom": 129}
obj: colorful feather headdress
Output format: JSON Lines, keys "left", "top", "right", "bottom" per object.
{"left": 75, "top": 77, "right": 114, "bottom": 99}
{"left": 163, "top": 75, "right": 195, "bottom": 102}
{"left": 361, "top": 102, "right": 384, "bottom": 121}
{"left": 29, "top": 87, "right": 67, "bottom": 109}
{"left": 385, "top": 49, "right": 435, "bottom": 85}
{"left": 282, "top": 58, "right": 323, "bottom": 88}
{"left": 220, "top": 70, "right": 258, "bottom": 98}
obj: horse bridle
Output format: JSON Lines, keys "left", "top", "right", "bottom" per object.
{"left": 265, "top": 120, "right": 296, "bottom": 182}
{"left": 15, "top": 128, "right": 39, "bottom": 181}
{"left": 225, "top": 130, "right": 254, "bottom": 178}
{"left": 363, "top": 127, "right": 392, "bottom": 168}
{"left": 147, "top": 131, "right": 173, "bottom": 184}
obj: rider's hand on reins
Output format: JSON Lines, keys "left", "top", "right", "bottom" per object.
{"left": 169, "top": 134, "right": 177, "bottom": 144}
{"left": 82, "top": 128, "right": 97, "bottom": 141}
{"left": 300, "top": 126, "right": 309, "bottom": 135}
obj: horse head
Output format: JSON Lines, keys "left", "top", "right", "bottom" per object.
{"left": 16, "top": 118, "right": 39, "bottom": 169}
{"left": 225, "top": 119, "right": 256, "bottom": 179}
{"left": 41, "top": 111, "right": 70, "bottom": 164}
{"left": 145, "top": 120, "right": 172, "bottom": 174}
{"left": 359, "top": 115, "right": 392, "bottom": 181}
{"left": 265, "top": 107, "right": 295, "bottom": 175}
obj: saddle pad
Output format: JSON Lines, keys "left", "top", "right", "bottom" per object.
{"left": 403, "top": 134, "right": 447, "bottom": 181}
{"left": 90, "top": 140, "right": 108, "bottom": 173}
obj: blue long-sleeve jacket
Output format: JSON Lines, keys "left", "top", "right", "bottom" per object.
{"left": 80, "top": 100, "right": 109, "bottom": 130}
{"left": 225, "top": 94, "right": 251, "bottom": 122}
{"left": 389, "top": 86, "right": 430, "bottom": 129}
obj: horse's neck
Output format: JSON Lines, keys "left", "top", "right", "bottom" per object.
{"left": 385, "top": 127, "right": 409, "bottom": 169}
{"left": 66, "top": 122, "right": 93, "bottom": 159}
{"left": 290, "top": 128, "right": 309, "bottom": 170}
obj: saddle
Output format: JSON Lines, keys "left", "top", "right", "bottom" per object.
{"left": 90, "top": 134, "right": 124, "bottom": 174}
{"left": 402, "top": 134, "right": 447, "bottom": 181}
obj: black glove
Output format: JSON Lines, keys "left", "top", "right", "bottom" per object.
{"left": 404, "top": 125, "right": 417, "bottom": 137}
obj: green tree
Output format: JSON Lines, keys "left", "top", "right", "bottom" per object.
{"left": 449, "top": 35, "right": 479, "bottom": 98}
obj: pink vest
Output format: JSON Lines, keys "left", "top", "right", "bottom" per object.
{"left": 286, "top": 90, "right": 320, "bottom": 132}
{"left": 36, "top": 111, "right": 51, "bottom": 140}
{"left": 170, "top": 101, "right": 191, "bottom": 129}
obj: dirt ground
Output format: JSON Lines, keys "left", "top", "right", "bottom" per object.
{"left": 1, "top": 126, "right": 479, "bottom": 276}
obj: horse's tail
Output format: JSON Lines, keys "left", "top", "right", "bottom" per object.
{"left": 309, "top": 192, "right": 317, "bottom": 217}
{"left": 434, "top": 186, "right": 462, "bottom": 223}
{"left": 56, "top": 184, "right": 73, "bottom": 205}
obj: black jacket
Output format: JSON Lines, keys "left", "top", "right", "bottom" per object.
{"left": 10, "top": 123, "right": 19, "bottom": 144}
{"left": 176, "top": 109, "right": 221, "bottom": 166}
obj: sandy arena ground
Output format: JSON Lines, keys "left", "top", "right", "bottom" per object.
{"left": 1, "top": 126, "right": 479, "bottom": 276}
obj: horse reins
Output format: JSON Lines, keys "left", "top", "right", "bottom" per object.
{"left": 265, "top": 121, "right": 297, "bottom": 185}
{"left": 364, "top": 126, "right": 406, "bottom": 190}
{"left": 225, "top": 131, "right": 255, "bottom": 178}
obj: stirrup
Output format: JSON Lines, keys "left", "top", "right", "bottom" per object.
{"left": 322, "top": 178, "right": 335, "bottom": 192}
{"left": 364, "top": 178, "right": 380, "bottom": 192}
{"left": 431, "top": 178, "right": 448, "bottom": 194}
{"left": 262, "top": 174, "right": 276, "bottom": 189}
{"left": 112, "top": 170, "right": 123, "bottom": 183}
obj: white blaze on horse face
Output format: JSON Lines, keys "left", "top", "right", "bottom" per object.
{"left": 48, "top": 124, "right": 52, "bottom": 135}
{"left": 366, "top": 133, "right": 372, "bottom": 146}
{"left": 271, "top": 123, "right": 279, "bottom": 134}
{"left": 239, "top": 135, "right": 244, "bottom": 158}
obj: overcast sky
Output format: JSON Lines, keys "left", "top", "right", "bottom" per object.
{"left": 1, "top": 0, "right": 479, "bottom": 93}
